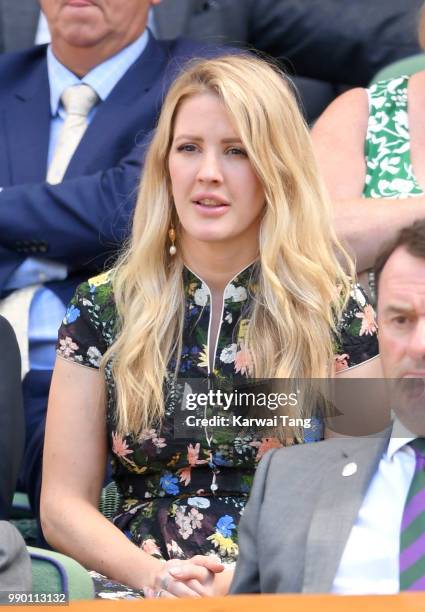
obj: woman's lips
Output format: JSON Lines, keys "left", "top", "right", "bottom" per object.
{"left": 194, "top": 200, "right": 230, "bottom": 216}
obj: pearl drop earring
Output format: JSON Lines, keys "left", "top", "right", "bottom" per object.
{"left": 168, "top": 227, "right": 176, "bottom": 256}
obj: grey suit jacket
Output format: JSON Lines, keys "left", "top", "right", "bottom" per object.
{"left": 230, "top": 432, "right": 390, "bottom": 594}
{"left": 0, "top": 0, "right": 38, "bottom": 53}
{"left": 0, "top": 522, "right": 31, "bottom": 597}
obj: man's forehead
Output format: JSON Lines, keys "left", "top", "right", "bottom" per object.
{"left": 378, "top": 247, "right": 425, "bottom": 308}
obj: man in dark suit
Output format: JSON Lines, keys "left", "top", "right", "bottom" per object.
{"left": 154, "top": 0, "right": 424, "bottom": 121}
{"left": 0, "top": 0, "right": 220, "bottom": 541}
{"left": 231, "top": 220, "right": 425, "bottom": 594}
{"left": 0, "top": 316, "right": 24, "bottom": 520}
{"left": 1, "top": 1, "right": 423, "bottom": 121}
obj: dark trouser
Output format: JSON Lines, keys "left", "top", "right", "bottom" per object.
{"left": 18, "top": 368, "right": 52, "bottom": 548}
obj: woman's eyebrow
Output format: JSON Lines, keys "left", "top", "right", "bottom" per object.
{"left": 173, "top": 135, "right": 242, "bottom": 143}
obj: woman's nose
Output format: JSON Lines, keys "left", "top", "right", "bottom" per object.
{"left": 197, "top": 151, "right": 223, "bottom": 183}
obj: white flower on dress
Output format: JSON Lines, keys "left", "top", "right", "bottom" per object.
{"left": 380, "top": 156, "right": 401, "bottom": 176}
{"left": 393, "top": 109, "right": 408, "bottom": 129}
{"left": 371, "top": 95, "right": 386, "bottom": 110}
{"left": 224, "top": 283, "right": 247, "bottom": 302}
{"left": 389, "top": 178, "right": 415, "bottom": 195}
{"left": 350, "top": 285, "right": 366, "bottom": 308}
{"left": 188, "top": 497, "right": 211, "bottom": 509}
{"left": 387, "top": 77, "right": 405, "bottom": 94}
{"left": 368, "top": 111, "right": 389, "bottom": 132}
{"left": 87, "top": 346, "right": 102, "bottom": 367}
{"left": 194, "top": 285, "right": 209, "bottom": 306}
{"left": 166, "top": 540, "right": 185, "bottom": 558}
{"left": 220, "top": 344, "right": 237, "bottom": 364}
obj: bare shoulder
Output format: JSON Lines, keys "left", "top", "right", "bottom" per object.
{"left": 312, "top": 87, "right": 369, "bottom": 143}
{"left": 407, "top": 70, "right": 425, "bottom": 115}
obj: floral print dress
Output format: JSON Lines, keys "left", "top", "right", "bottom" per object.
{"left": 57, "top": 262, "right": 378, "bottom": 597}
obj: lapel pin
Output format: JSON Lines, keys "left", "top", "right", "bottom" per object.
{"left": 342, "top": 462, "right": 357, "bottom": 477}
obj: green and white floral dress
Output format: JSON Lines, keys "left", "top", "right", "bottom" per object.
{"left": 57, "top": 262, "right": 378, "bottom": 597}
{"left": 364, "top": 75, "right": 424, "bottom": 198}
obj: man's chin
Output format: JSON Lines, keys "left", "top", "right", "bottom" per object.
{"left": 391, "top": 377, "right": 425, "bottom": 435}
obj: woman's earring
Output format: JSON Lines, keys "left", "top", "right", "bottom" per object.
{"left": 168, "top": 227, "right": 176, "bottom": 256}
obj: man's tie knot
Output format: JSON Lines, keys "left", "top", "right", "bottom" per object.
{"left": 61, "top": 84, "right": 98, "bottom": 117}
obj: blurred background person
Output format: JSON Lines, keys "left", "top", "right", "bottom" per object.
{"left": 312, "top": 1, "right": 425, "bottom": 303}
{"left": 2, "top": 0, "right": 424, "bottom": 123}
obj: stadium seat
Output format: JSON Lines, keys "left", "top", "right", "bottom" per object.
{"left": 28, "top": 547, "right": 95, "bottom": 600}
{"left": 370, "top": 53, "right": 425, "bottom": 83}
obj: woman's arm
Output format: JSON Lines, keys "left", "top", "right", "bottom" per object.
{"left": 312, "top": 88, "right": 425, "bottom": 272}
{"left": 41, "top": 357, "right": 164, "bottom": 590}
{"left": 41, "top": 357, "right": 223, "bottom": 595}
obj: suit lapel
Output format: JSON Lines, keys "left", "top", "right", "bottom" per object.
{"left": 302, "top": 432, "right": 391, "bottom": 593}
{"left": 2, "top": 52, "right": 50, "bottom": 185}
{"left": 153, "top": 0, "right": 191, "bottom": 39}
{"left": 64, "top": 33, "right": 168, "bottom": 178}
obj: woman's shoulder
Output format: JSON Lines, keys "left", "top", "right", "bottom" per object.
{"left": 334, "top": 283, "right": 379, "bottom": 370}
{"left": 63, "top": 270, "right": 116, "bottom": 331}
{"left": 76, "top": 271, "right": 114, "bottom": 300}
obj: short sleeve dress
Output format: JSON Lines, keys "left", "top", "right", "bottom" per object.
{"left": 57, "top": 263, "right": 378, "bottom": 570}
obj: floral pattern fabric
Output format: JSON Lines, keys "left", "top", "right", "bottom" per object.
{"left": 364, "top": 75, "right": 424, "bottom": 198}
{"left": 57, "top": 263, "right": 378, "bottom": 589}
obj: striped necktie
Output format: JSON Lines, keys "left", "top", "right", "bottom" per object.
{"left": 400, "top": 438, "right": 425, "bottom": 590}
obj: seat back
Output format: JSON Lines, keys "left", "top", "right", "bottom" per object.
{"left": 371, "top": 53, "right": 425, "bottom": 84}
{"left": 28, "top": 547, "right": 95, "bottom": 600}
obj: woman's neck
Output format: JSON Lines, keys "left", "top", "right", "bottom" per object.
{"left": 181, "top": 238, "right": 258, "bottom": 293}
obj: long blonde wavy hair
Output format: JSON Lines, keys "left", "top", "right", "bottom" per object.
{"left": 103, "top": 54, "right": 353, "bottom": 436}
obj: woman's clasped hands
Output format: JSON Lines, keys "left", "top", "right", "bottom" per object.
{"left": 144, "top": 556, "right": 226, "bottom": 599}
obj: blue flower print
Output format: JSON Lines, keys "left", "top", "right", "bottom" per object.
{"left": 160, "top": 472, "right": 180, "bottom": 495}
{"left": 216, "top": 515, "right": 236, "bottom": 537}
{"left": 213, "top": 452, "right": 231, "bottom": 467}
{"left": 64, "top": 305, "right": 80, "bottom": 324}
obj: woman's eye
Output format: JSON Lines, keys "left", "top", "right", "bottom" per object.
{"left": 177, "top": 144, "right": 197, "bottom": 153}
{"left": 226, "top": 147, "right": 247, "bottom": 156}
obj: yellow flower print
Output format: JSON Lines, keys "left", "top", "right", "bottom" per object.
{"left": 88, "top": 271, "right": 111, "bottom": 288}
{"left": 198, "top": 345, "right": 209, "bottom": 368}
{"left": 207, "top": 532, "right": 239, "bottom": 558}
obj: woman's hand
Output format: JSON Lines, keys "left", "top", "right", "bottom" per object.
{"left": 145, "top": 555, "right": 226, "bottom": 598}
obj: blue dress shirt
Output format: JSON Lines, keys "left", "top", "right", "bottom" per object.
{"left": 5, "top": 30, "right": 149, "bottom": 370}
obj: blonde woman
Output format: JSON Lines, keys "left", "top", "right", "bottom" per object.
{"left": 41, "top": 55, "right": 378, "bottom": 599}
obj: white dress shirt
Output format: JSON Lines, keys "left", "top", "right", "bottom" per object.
{"left": 332, "top": 422, "right": 416, "bottom": 594}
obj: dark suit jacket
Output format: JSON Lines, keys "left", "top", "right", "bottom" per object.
{"left": 0, "top": 0, "right": 39, "bottom": 53}
{"left": 154, "top": 0, "right": 423, "bottom": 86}
{"left": 0, "top": 316, "right": 23, "bottom": 520}
{"left": 230, "top": 432, "right": 390, "bottom": 594}
{"left": 153, "top": 0, "right": 424, "bottom": 121}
